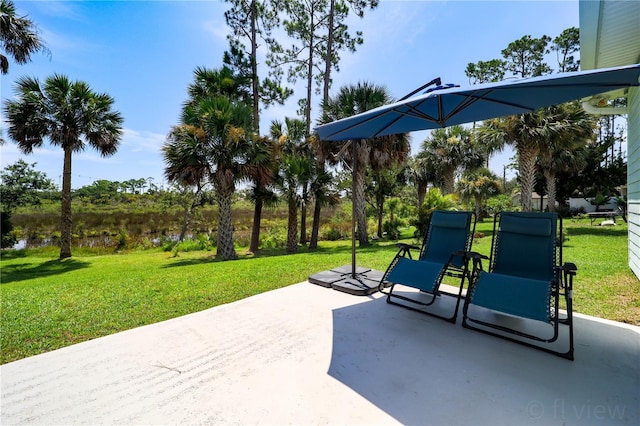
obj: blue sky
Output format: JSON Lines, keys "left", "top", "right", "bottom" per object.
{"left": 0, "top": 0, "right": 579, "bottom": 189}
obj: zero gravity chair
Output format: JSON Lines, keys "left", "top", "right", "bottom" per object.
{"left": 462, "top": 212, "right": 577, "bottom": 360}
{"left": 379, "top": 210, "right": 476, "bottom": 322}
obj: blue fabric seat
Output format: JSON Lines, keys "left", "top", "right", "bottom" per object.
{"left": 462, "top": 212, "right": 576, "bottom": 360}
{"left": 379, "top": 210, "right": 475, "bottom": 323}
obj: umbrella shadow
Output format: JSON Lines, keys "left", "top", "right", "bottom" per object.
{"left": 327, "top": 297, "right": 640, "bottom": 425}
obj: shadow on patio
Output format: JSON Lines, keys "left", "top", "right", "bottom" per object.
{"left": 328, "top": 293, "right": 639, "bottom": 425}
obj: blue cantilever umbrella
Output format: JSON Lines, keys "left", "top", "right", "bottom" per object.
{"left": 311, "top": 63, "right": 640, "bottom": 295}
{"left": 316, "top": 63, "right": 640, "bottom": 141}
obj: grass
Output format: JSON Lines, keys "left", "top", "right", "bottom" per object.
{"left": 1, "top": 218, "right": 638, "bottom": 364}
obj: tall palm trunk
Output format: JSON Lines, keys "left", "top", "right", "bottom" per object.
{"left": 442, "top": 167, "right": 455, "bottom": 195}
{"left": 179, "top": 205, "right": 193, "bottom": 242}
{"left": 309, "top": 149, "right": 326, "bottom": 250}
{"left": 417, "top": 183, "right": 427, "bottom": 208}
{"left": 249, "top": 182, "right": 264, "bottom": 253}
{"left": 517, "top": 142, "right": 539, "bottom": 212}
{"left": 474, "top": 193, "right": 483, "bottom": 220}
{"left": 250, "top": 0, "right": 260, "bottom": 134}
{"left": 215, "top": 169, "right": 237, "bottom": 260}
{"left": 323, "top": 0, "right": 335, "bottom": 104}
{"left": 376, "top": 199, "right": 384, "bottom": 238}
{"left": 59, "top": 146, "right": 73, "bottom": 259}
{"left": 286, "top": 195, "right": 298, "bottom": 253}
{"left": 354, "top": 140, "right": 370, "bottom": 246}
{"left": 312, "top": 0, "right": 334, "bottom": 250}
{"left": 249, "top": 193, "right": 263, "bottom": 253}
{"left": 304, "top": 7, "right": 314, "bottom": 136}
{"left": 309, "top": 194, "right": 321, "bottom": 249}
{"left": 543, "top": 169, "right": 556, "bottom": 212}
{"left": 299, "top": 183, "right": 307, "bottom": 244}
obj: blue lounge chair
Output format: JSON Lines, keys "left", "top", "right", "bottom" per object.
{"left": 379, "top": 210, "right": 475, "bottom": 322}
{"left": 462, "top": 212, "right": 576, "bottom": 360}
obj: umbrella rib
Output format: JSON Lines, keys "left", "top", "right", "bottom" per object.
{"left": 447, "top": 90, "right": 533, "bottom": 121}
{"left": 394, "top": 99, "right": 443, "bottom": 122}
{"left": 321, "top": 109, "right": 391, "bottom": 140}
{"left": 372, "top": 100, "right": 443, "bottom": 136}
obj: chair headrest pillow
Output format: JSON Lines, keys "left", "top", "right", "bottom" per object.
{"left": 499, "top": 214, "right": 552, "bottom": 237}
{"left": 431, "top": 212, "right": 469, "bottom": 229}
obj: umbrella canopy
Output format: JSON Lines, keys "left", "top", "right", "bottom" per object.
{"left": 316, "top": 63, "right": 640, "bottom": 141}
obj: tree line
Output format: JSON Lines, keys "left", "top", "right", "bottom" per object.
{"left": 1, "top": 0, "right": 628, "bottom": 259}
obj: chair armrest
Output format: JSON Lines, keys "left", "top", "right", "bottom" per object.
{"left": 561, "top": 262, "right": 578, "bottom": 275}
{"left": 465, "top": 251, "right": 488, "bottom": 261}
{"left": 395, "top": 243, "right": 420, "bottom": 250}
{"left": 394, "top": 243, "right": 421, "bottom": 259}
{"left": 559, "top": 262, "right": 577, "bottom": 295}
{"left": 460, "top": 251, "right": 488, "bottom": 275}
{"left": 451, "top": 250, "right": 485, "bottom": 262}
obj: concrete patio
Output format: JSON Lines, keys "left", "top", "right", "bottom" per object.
{"left": 1, "top": 281, "right": 638, "bottom": 425}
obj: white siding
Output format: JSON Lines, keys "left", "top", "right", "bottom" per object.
{"left": 628, "top": 87, "right": 640, "bottom": 278}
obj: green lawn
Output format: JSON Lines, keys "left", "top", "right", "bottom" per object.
{"left": 1, "top": 218, "right": 638, "bottom": 364}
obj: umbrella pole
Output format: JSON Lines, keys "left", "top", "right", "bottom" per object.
{"left": 307, "top": 138, "right": 383, "bottom": 295}
{"left": 351, "top": 139, "right": 357, "bottom": 279}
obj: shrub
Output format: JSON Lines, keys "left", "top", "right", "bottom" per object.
{"left": 412, "top": 188, "right": 459, "bottom": 239}
{"left": 259, "top": 228, "right": 287, "bottom": 249}
{"left": 486, "top": 194, "right": 514, "bottom": 216}
{"left": 138, "top": 237, "right": 156, "bottom": 250}
{"left": 383, "top": 218, "right": 403, "bottom": 240}
{"left": 171, "top": 233, "right": 215, "bottom": 255}
{"left": 323, "top": 226, "right": 344, "bottom": 241}
{"left": 115, "top": 229, "right": 129, "bottom": 251}
{"left": 571, "top": 206, "right": 586, "bottom": 216}
{"left": 1, "top": 212, "right": 16, "bottom": 248}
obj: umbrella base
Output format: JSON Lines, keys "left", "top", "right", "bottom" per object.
{"left": 309, "top": 265, "right": 386, "bottom": 296}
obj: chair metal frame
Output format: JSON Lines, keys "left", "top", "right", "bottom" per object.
{"left": 462, "top": 212, "right": 576, "bottom": 360}
{"left": 379, "top": 210, "right": 476, "bottom": 323}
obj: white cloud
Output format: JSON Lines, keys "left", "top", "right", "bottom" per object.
{"left": 202, "top": 15, "right": 232, "bottom": 46}
{"left": 75, "top": 150, "right": 118, "bottom": 164}
{"left": 40, "top": 27, "right": 99, "bottom": 56}
{"left": 120, "top": 128, "right": 166, "bottom": 154}
{"left": 35, "top": 1, "right": 85, "bottom": 22}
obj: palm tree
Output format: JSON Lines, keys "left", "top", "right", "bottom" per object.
{"left": 420, "top": 125, "right": 485, "bottom": 195}
{"left": 270, "top": 117, "right": 313, "bottom": 245}
{"left": 479, "top": 113, "right": 547, "bottom": 212}
{"left": 186, "top": 66, "right": 250, "bottom": 107}
{"left": 4, "top": 74, "right": 123, "bottom": 258}
{"left": 321, "top": 82, "right": 408, "bottom": 246}
{"left": 457, "top": 168, "right": 502, "bottom": 220}
{"left": 163, "top": 124, "right": 211, "bottom": 242}
{"left": 0, "top": 0, "right": 48, "bottom": 74}
{"left": 367, "top": 134, "right": 410, "bottom": 237}
{"left": 275, "top": 153, "right": 313, "bottom": 253}
{"left": 537, "top": 102, "right": 596, "bottom": 211}
{"left": 182, "top": 95, "right": 253, "bottom": 260}
{"left": 165, "top": 66, "right": 255, "bottom": 260}
{"left": 409, "top": 152, "right": 441, "bottom": 208}
{"left": 308, "top": 166, "right": 340, "bottom": 241}
{"left": 246, "top": 136, "right": 278, "bottom": 253}
{"left": 368, "top": 165, "right": 406, "bottom": 238}
{"left": 480, "top": 104, "right": 595, "bottom": 212}
{"left": 308, "top": 133, "right": 333, "bottom": 249}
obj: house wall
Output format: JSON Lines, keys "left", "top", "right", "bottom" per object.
{"left": 568, "top": 198, "right": 618, "bottom": 213}
{"left": 628, "top": 87, "right": 640, "bottom": 278}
